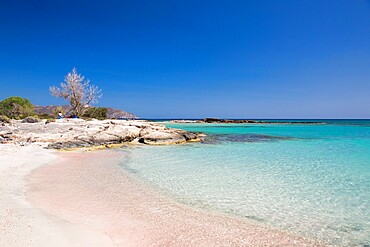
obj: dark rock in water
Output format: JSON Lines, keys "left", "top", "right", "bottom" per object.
{"left": 137, "top": 128, "right": 200, "bottom": 145}
{"left": 183, "top": 132, "right": 198, "bottom": 141}
{"left": 244, "top": 215, "right": 266, "bottom": 222}
{"left": 202, "top": 134, "right": 294, "bottom": 144}
{"left": 22, "top": 117, "right": 41, "bottom": 123}
{"left": 204, "top": 118, "right": 222, "bottom": 123}
{"left": 138, "top": 131, "right": 187, "bottom": 145}
{"left": 203, "top": 118, "right": 257, "bottom": 124}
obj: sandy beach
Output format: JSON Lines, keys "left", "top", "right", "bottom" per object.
{"left": 0, "top": 144, "right": 114, "bottom": 246}
{"left": 0, "top": 145, "right": 319, "bottom": 246}
{"left": 1, "top": 0, "right": 368, "bottom": 245}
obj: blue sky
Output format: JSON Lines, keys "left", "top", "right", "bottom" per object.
{"left": 0, "top": 0, "right": 369, "bottom": 118}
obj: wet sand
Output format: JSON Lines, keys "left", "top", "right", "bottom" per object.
{"left": 27, "top": 149, "right": 321, "bottom": 246}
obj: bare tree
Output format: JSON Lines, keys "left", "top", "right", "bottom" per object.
{"left": 50, "top": 68, "right": 102, "bottom": 116}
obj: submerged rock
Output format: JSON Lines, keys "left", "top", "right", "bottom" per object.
{"left": 202, "top": 134, "right": 294, "bottom": 144}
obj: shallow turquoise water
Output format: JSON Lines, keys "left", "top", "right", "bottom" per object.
{"left": 121, "top": 121, "right": 370, "bottom": 246}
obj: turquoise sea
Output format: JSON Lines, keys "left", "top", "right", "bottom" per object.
{"left": 121, "top": 120, "right": 370, "bottom": 246}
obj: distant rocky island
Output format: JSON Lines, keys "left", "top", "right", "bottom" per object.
{"left": 34, "top": 105, "right": 138, "bottom": 119}
{"left": 172, "top": 118, "right": 325, "bottom": 125}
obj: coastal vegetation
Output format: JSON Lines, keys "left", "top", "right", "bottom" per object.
{"left": 49, "top": 68, "right": 102, "bottom": 117}
{"left": 0, "top": 115, "right": 11, "bottom": 123}
{"left": 82, "top": 107, "right": 108, "bottom": 120}
{"left": 0, "top": 69, "right": 135, "bottom": 121}
{"left": 34, "top": 105, "right": 136, "bottom": 120}
{"left": 0, "top": 96, "right": 34, "bottom": 119}
{"left": 0, "top": 96, "right": 56, "bottom": 122}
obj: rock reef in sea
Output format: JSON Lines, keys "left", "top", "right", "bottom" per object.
{"left": 172, "top": 118, "right": 325, "bottom": 125}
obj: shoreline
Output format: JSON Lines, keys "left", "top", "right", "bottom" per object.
{"left": 25, "top": 148, "right": 321, "bottom": 246}
{"left": 0, "top": 144, "right": 115, "bottom": 247}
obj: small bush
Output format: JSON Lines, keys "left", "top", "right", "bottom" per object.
{"left": 0, "top": 115, "right": 11, "bottom": 124}
{"left": 0, "top": 96, "right": 34, "bottom": 119}
{"left": 36, "top": 113, "right": 54, "bottom": 119}
{"left": 82, "top": 107, "right": 108, "bottom": 120}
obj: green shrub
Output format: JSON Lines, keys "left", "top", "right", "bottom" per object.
{"left": 0, "top": 96, "right": 34, "bottom": 119}
{"left": 36, "top": 113, "right": 54, "bottom": 119}
{"left": 82, "top": 107, "right": 108, "bottom": 120}
{"left": 0, "top": 115, "right": 11, "bottom": 124}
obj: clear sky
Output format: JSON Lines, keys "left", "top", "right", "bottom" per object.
{"left": 0, "top": 0, "right": 369, "bottom": 119}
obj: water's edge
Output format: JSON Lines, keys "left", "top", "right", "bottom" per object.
{"left": 119, "top": 121, "right": 370, "bottom": 246}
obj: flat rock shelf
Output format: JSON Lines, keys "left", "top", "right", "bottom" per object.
{"left": 0, "top": 119, "right": 201, "bottom": 149}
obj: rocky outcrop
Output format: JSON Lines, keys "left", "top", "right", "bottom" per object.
{"left": 21, "top": 116, "right": 41, "bottom": 123}
{"left": 201, "top": 118, "right": 261, "bottom": 123}
{"left": 139, "top": 131, "right": 185, "bottom": 145}
{"left": 0, "top": 131, "right": 14, "bottom": 143}
{"left": 0, "top": 119, "right": 201, "bottom": 149}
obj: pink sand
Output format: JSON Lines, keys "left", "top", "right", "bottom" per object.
{"left": 27, "top": 150, "right": 322, "bottom": 246}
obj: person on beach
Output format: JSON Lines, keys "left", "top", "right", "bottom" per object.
{"left": 58, "top": 112, "right": 63, "bottom": 119}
